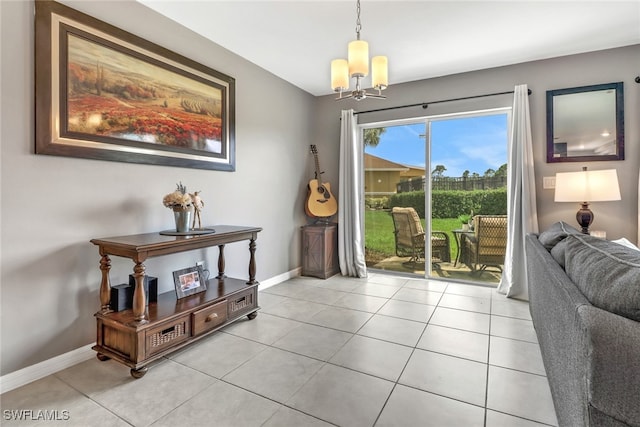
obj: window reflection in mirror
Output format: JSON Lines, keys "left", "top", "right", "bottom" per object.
{"left": 546, "top": 82, "right": 624, "bottom": 162}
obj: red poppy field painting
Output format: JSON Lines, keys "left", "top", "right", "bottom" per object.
{"left": 67, "top": 35, "right": 223, "bottom": 154}
{"left": 35, "top": 0, "right": 236, "bottom": 171}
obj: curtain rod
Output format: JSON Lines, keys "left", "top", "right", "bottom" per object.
{"left": 354, "top": 88, "right": 532, "bottom": 116}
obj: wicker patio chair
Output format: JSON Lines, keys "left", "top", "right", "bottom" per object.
{"left": 391, "top": 207, "right": 451, "bottom": 264}
{"left": 461, "top": 214, "right": 508, "bottom": 274}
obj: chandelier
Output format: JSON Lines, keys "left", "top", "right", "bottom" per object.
{"left": 331, "top": 0, "right": 388, "bottom": 101}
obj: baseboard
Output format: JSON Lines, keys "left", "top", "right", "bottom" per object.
{"left": 0, "top": 344, "right": 95, "bottom": 394}
{"left": 258, "top": 267, "right": 301, "bottom": 291}
{"left": 0, "top": 268, "right": 301, "bottom": 394}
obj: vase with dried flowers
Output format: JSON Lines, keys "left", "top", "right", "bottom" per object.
{"left": 163, "top": 182, "right": 193, "bottom": 232}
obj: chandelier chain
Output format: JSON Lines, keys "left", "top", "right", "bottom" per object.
{"left": 355, "top": 0, "right": 362, "bottom": 40}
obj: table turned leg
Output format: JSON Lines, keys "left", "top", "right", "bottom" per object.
{"left": 217, "top": 244, "right": 226, "bottom": 279}
{"left": 99, "top": 254, "right": 112, "bottom": 313}
{"left": 247, "top": 236, "right": 257, "bottom": 285}
{"left": 132, "top": 262, "right": 147, "bottom": 324}
{"left": 454, "top": 233, "right": 462, "bottom": 267}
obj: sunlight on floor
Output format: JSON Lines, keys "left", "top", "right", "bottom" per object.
{"left": 370, "top": 257, "right": 501, "bottom": 285}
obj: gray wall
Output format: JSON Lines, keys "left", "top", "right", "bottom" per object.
{"left": 0, "top": 0, "right": 315, "bottom": 375}
{"left": 314, "top": 45, "right": 640, "bottom": 241}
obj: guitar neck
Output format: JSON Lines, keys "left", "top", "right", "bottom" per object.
{"left": 310, "top": 145, "right": 323, "bottom": 185}
{"left": 313, "top": 153, "right": 323, "bottom": 185}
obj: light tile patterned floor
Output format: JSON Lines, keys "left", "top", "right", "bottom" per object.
{"left": 1, "top": 273, "right": 558, "bottom": 427}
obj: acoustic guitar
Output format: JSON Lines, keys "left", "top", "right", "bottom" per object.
{"left": 305, "top": 145, "right": 338, "bottom": 218}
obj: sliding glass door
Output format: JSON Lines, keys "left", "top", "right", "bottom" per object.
{"left": 427, "top": 111, "right": 509, "bottom": 285}
{"left": 364, "top": 121, "right": 426, "bottom": 274}
{"left": 363, "top": 109, "right": 509, "bottom": 286}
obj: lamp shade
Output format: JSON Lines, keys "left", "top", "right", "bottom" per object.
{"left": 371, "top": 56, "right": 388, "bottom": 90}
{"left": 554, "top": 169, "right": 621, "bottom": 202}
{"left": 331, "top": 59, "right": 349, "bottom": 91}
{"left": 348, "top": 40, "right": 369, "bottom": 77}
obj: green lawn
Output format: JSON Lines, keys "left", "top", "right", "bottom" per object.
{"left": 365, "top": 210, "right": 461, "bottom": 262}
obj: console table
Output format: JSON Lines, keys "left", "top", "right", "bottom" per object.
{"left": 90, "top": 225, "right": 261, "bottom": 378}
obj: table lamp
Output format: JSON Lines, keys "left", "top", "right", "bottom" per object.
{"left": 554, "top": 167, "right": 621, "bottom": 234}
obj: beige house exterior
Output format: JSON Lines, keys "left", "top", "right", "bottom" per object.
{"left": 364, "top": 153, "right": 424, "bottom": 196}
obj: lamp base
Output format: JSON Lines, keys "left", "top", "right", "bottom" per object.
{"left": 576, "top": 202, "right": 593, "bottom": 234}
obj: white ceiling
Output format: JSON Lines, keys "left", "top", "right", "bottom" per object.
{"left": 137, "top": 1, "right": 640, "bottom": 97}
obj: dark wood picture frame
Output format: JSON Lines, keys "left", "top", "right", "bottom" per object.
{"left": 546, "top": 82, "right": 624, "bottom": 163}
{"left": 35, "top": 0, "right": 236, "bottom": 171}
{"left": 173, "top": 266, "right": 207, "bottom": 299}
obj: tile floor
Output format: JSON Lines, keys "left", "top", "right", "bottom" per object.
{"left": 1, "top": 273, "right": 558, "bottom": 427}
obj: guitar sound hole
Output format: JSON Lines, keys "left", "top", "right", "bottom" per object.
{"left": 318, "top": 187, "right": 325, "bottom": 194}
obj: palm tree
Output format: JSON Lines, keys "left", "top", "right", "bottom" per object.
{"left": 364, "top": 128, "right": 386, "bottom": 147}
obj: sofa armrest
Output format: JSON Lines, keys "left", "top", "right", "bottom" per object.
{"left": 577, "top": 305, "right": 640, "bottom": 426}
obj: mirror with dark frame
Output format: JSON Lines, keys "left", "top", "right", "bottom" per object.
{"left": 546, "top": 82, "right": 624, "bottom": 162}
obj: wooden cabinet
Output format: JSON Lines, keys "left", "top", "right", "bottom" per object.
{"left": 90, "top": 225, "right": 261, "bottom": 378}
{"left": 302, "top": 223, "right": 339, "bottom": 279}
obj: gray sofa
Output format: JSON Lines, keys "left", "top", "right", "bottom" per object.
{"left": 526, "top": 222, "right": 640, "bottom": 427}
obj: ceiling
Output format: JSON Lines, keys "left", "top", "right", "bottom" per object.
{"left": 137, "top": 1, "right": 640, "bottom": 97}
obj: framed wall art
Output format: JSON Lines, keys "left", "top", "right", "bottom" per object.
{"left": 172, "top": 266, "right": 207, "bottom": 299}
{"left": 35, "top": 0, "right": 236, "bottom": 171}
{"left": 546, "top": 82, "right": 624, "bottom": 163}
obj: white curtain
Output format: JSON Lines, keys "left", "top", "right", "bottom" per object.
{"left": 338, "top": 109, "right": 367, "bottom": 277}
{"left": 497, "top": 84, "right": 539, "bottom": 299}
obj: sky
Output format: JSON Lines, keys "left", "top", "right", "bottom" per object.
{"left": 364, "top": 113, "right": 508, "bottom": 177}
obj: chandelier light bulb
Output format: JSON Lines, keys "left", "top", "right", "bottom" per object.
{"left": 348, "top": 40, "right": 369, "bottom": 78}
{"left": 331, "top": 59, "right": 350, "bottom": 92}
{"left": 372, "top": 56, "right": 388, "bottom": 90}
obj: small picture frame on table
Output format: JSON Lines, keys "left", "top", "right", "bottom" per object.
{"left": 173, "top": 266, "right": 207, "bottom": 299}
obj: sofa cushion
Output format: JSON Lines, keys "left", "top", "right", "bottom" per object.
{"left": 550, "top": 239, "right": 568, "bottom": 268}
{"left": 564, "top": 234, "right": 640, "bottom": 321}
{"left": 538, "top": 221, "right": 581, "bottom": 250}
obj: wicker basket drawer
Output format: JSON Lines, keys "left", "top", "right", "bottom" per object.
{"left": 192, "top": 301, "right": 227, "bottom": 336}
{"left": 228, "top": 288, "right": 257, "bottom": 318}
{"left": 145, "top": 316, "right": 190, "bottom": 356}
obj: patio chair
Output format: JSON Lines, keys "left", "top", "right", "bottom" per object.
{"left": 391, "top": 207, "right": 451, "bottom": 265}
{"left": 461, "top": 215, "right": 508, "bottom": 274}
